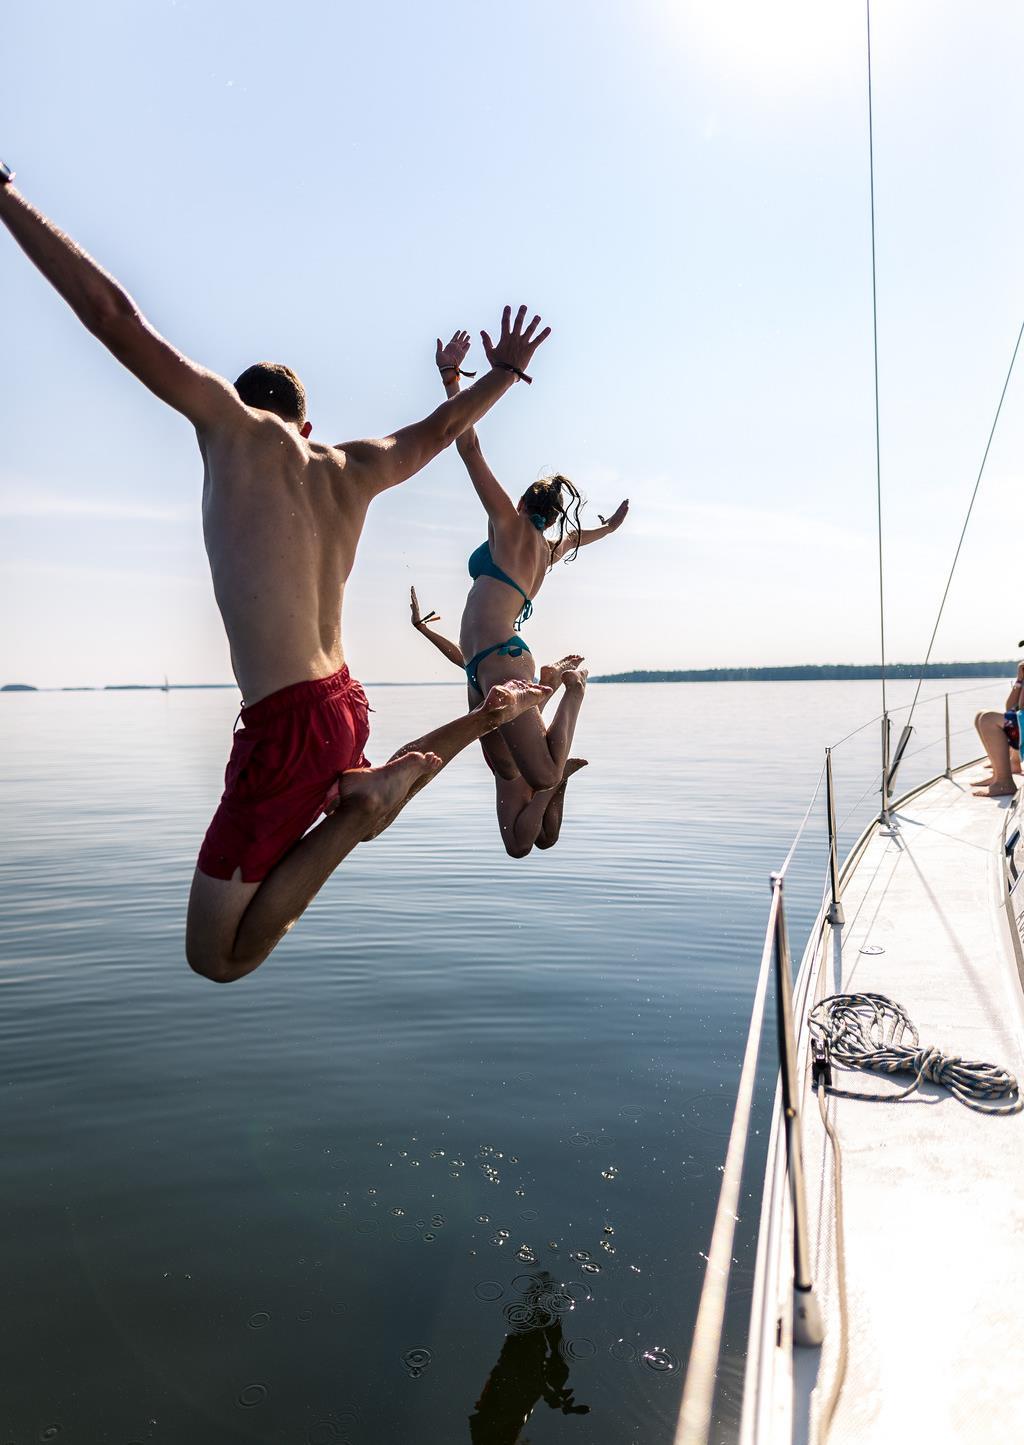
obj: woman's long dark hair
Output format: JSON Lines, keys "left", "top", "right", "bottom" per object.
{"left": 520, "top": 474, "right": 584, "bottom": 566}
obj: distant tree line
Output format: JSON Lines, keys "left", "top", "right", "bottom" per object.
{"left": 591, "top": 662, "right": 1017, "bottom": 683}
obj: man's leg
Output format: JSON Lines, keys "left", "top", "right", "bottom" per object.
{"left": 187, "top": 681, "right": 548, "bottom": 982}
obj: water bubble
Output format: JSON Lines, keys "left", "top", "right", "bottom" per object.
{"left": 601, "top": 1166, "right": 619, "bottom": 1181}
{"left": 430, "top": 1149, "right": 445, "bottom": 1159}
{"left": 547, "top": 1240, "right": 561, "bottom": 1252}
{"left": 367, "top": 1187, "right": 377, "bottom": 1195}
{"left": 511, "top": 1272, "right": 547, "bottom": 1295}
{"left": 503, "top": 1301, "right": 555, "bottom": 1334}
{"left": 603, "top": 1224, "right": 615, "bottom": 1235}
{"left": 570, "top": 1250, "right": 592, "bottom": 1263}
{"left": 629, "top": 1264, "right": 642, "bottom": 1274}
{"left": 571, "top": 1131, "right": 595, "bottom": 1147}
{"left": 431, "top": 1215, "right": 446, "bottom": 1228}
{"left": 474, "top": 1280, "right": 504, "bottom": 1302}
{"left": 390, "top": 1206, "right": 405, "bottom": 1217}
{"left": 402, "top": 1347, "right": 432, "bottom": 1375}
{"left": 394, "top": 1224, "right": 421, "bottom": 1243}
{"left": 410, "top": 1160, "right": 420, "bottom": 1167}
{"left": 422, "top": 1232, "right": 436, "bottom": 1243}
{"left": 451, "top": 1157, "right": 465, "bottom": 1168}
{"left": 610, "top": 1338, "right": 638, "bottom": 1363}
{"left": 559, "top": 1336, "right": 597, "bottom": 1362}
{"left": 476, "top": 1214, "right": 491, "bottom": 1224}
{"left": 537, "top": 1289, "right": 576, "bottom": 1316}
{"left": 297, "top": 1308, "right": 313, "bottom": 1323}
{"left": 600, "top": 1241, "right": 617, "bottom": 1254}
{"left": 375, "top": 1140, "right": 384, "bottom": 1148}
{"left": 237, "top": 1383, "right": 268, "bottom": 1408}
{"left": 38, "top": 1430, "right": 61, "bottom": 1442}
{"left": 330, "top": 1302, "right": 347, "bottom": 1316}
{"left": 580, "top": 1261, "right": 602, "bottom": 1274}
{"left": 641, "top": 1346, "right": 680, "bottom": 1373}
{"left": 415, "top": 1219, "right": 426, "bottom": 1228}
{"left": 514, "top": 1187, "right": 526, "bottom": 1198}
{"left": 246, "top": 1311, "right": 271, "bottom": 1330}
{"left": 515, "top": 1244, "right": 537, "bottom": 1263}
{"left": 519, "top": 1208, "right": 539, "bottom": 1222}
{"left": 509, "top": 1155, "right": 520, "bottom": 1164}
{"left": 490, "top": 1231, "right": 510, "bottom": 1247}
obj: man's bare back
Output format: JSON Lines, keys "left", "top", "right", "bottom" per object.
{"left": 0, "top": 163, "right": 552, "bottom": 980}
{"left": 200, "top": 416, "right": 365, "bottom": 704}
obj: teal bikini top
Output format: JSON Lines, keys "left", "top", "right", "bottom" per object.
{"left": 467, "top": 514, "right": 546, "bottom": 631}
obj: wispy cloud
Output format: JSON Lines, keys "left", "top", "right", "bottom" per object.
{"left": 0, "top": 488, "right": 190, "bottom": 523}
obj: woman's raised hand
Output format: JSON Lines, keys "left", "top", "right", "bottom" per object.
{"left": 602, "top": 499, "right": 630, "bottom": 531}
{"left": 435, "top": 330, "right": 472, "bottom": 376}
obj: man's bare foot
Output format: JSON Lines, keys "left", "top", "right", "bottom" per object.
{"left": 479, "top": 680, "right": 551, "bottom": 725}
{"left": 335, "top": 752, "right": 442, "bottom": 839}
{"left": 562, "top": 757, "right": 589, "bottom": 781}
{"left": 561, "top": 667, "right": 589, "bottom": 696}
{"left": 539, "top": 655, "right": 585, "bottom": 692}
{"left": 972, "top": 780, "right": 1016, "bottom": 798}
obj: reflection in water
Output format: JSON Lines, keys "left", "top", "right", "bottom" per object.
{"left": 469, "top": 1272, "right": 590, "bottom": 1443}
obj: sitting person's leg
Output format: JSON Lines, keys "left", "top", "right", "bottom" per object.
{"left": 972, "top": 709, "right": 1017, "bottom": 797}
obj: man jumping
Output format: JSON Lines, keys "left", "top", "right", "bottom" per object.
{"left": 0, "top": 160, "right": 551, "bottom": 981}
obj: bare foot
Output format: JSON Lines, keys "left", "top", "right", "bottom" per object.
{"left": 335, "top": 752, "right": 442, "bottom": 839}
{"left": 972, "top": 780, "right": 1016, "bottom": 798}
{"left": 562, "top": 757, "right": 589, "bottom": 780}
{"left": 561, "top": 667, "right": 589, "bottom": 696}
{"left": 479, "top": 680, "right": 551, "bottom": 725}
{"left": 539, "top": 655, "right": 585, "bottom": 691}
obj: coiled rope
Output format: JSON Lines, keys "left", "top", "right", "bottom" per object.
{"left": 809, "top": 992, "right": 1022, "bottom": 1114}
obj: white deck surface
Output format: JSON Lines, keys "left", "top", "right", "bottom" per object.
{"left": 788, "top": 775, "right": 1024, "bottom": 1443}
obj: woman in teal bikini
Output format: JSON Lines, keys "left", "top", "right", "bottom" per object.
{"left": 436, "top": 325, "right": 629, "bottom": 792}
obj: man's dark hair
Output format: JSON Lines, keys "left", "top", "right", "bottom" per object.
{"left": 234, "top": 362, "right": 307, "bottom": 424}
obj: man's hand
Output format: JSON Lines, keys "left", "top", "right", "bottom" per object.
{"left": 481, "top": 304, "right": 551, "bottom": 383}
{"left": 1015, "top": 660, "right": 1024, "bottom": 685}
{"left": 435, "top": 331, "right": 472, "bottom": 376}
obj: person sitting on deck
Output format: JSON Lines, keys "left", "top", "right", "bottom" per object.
{"left": 409, "top": 587, "right": 587, "bottom": 857}
{"left": 435, "top": 328, "right": 629, "bottom": 794}
{"left": 0, "top": 162, "right": 554, "bottom": 982}
{"left": 971, "top": 662, "right": 1024, "bottom": 797}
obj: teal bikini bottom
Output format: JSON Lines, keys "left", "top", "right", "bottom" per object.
{"left": 465, "top": 635, "right": 534, "bottom": 694}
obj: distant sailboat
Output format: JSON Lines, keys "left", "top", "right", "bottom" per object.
{"left": 161, "top": 675, "right": 170, "bottom": 693}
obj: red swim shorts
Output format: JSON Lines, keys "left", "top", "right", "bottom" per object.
{"left": 197, "top": 666, "right": 371, "bottom": 883}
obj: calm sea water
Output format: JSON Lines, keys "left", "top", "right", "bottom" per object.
{"left": 0, "top": 678, "right": 997, "bottom": 1445}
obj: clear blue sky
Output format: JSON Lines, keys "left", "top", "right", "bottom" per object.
{"left": 3, "top": 0, "right": 1024, "bottom": 687}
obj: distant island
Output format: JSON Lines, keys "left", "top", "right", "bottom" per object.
{"left": 0, "top": 683, "right": 38, "bottom": 692}
{"left": 590, "top": 662, "right": 1018, "bottom": 683}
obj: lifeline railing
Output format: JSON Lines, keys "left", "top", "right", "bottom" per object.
{"left": 673, "top": 686, "right": 991, "bottom": 1445}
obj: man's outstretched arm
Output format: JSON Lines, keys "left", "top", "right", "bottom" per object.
{"left": 341, "top": 305, "right": 551, "bottom": 496}
{"left": 0, "top": 167, "right": 240, "bottom": 428}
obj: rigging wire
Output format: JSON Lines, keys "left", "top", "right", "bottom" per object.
{"left": 865, "top": 0, "right": 887, "bottom": 720}
{"left": 904, "top": 314, "right": 1024, "bottom": 729}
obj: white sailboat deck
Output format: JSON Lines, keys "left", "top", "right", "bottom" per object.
{"left": 753, "top": 769, "right": 1024, "bottom": 1443}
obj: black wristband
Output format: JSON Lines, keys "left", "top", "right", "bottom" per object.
{"left": 494, "top": 361, "right": 533, "bottom": 385}
{"left": 438, "top": 365, "right": 477, "bottom": 379}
